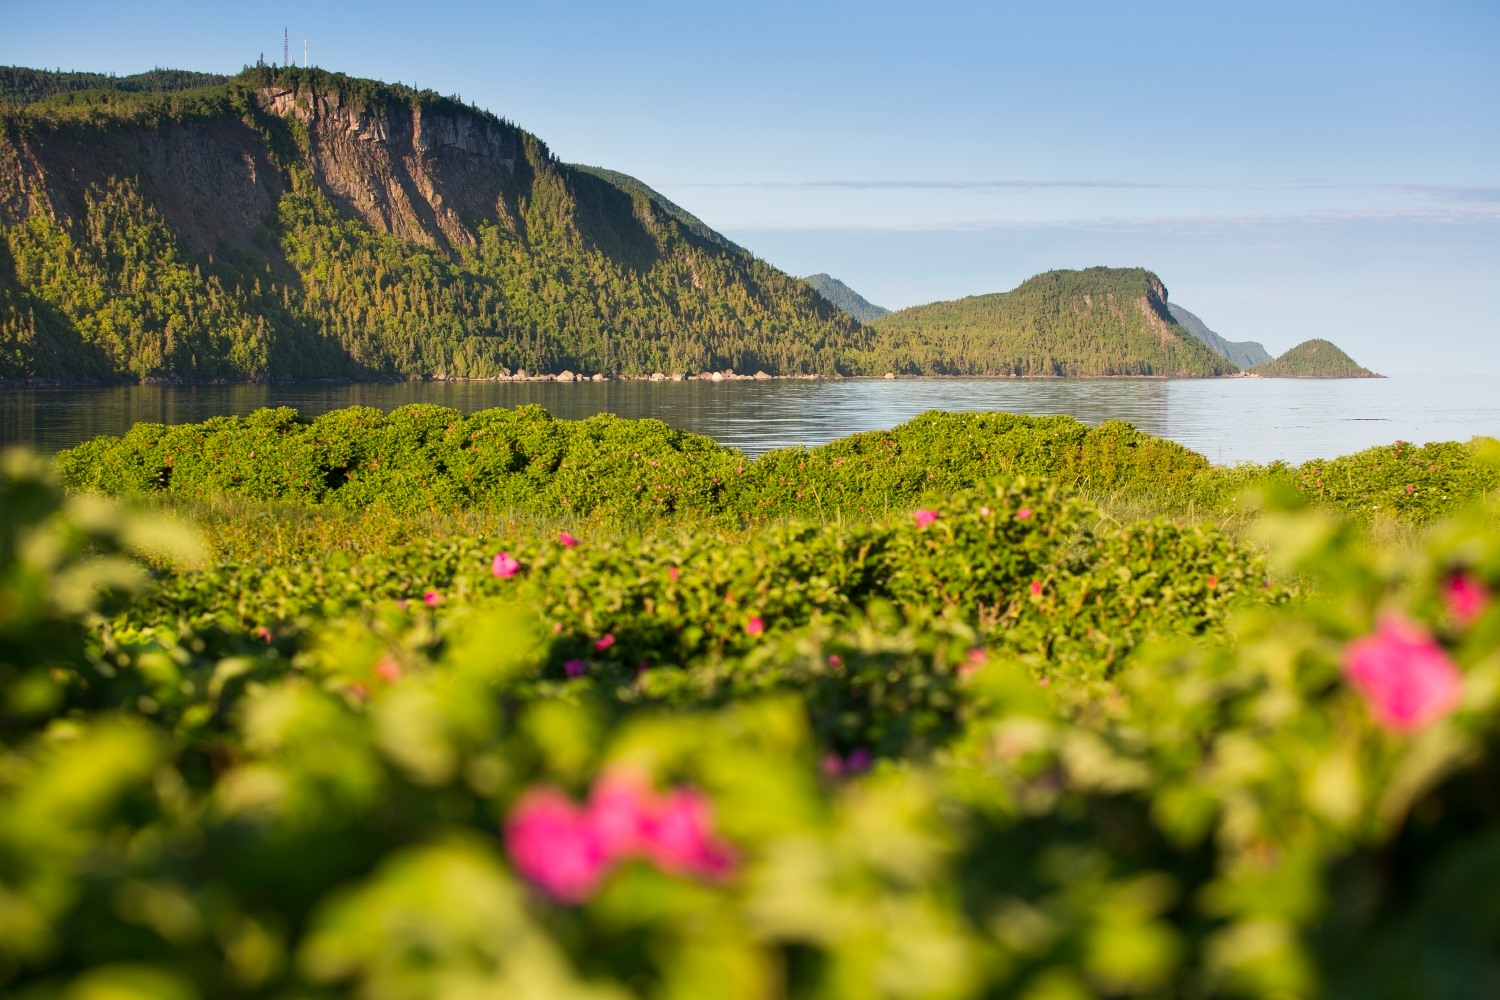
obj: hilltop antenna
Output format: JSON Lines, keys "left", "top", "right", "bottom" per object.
{"left": 283, "top": 28, "right": 289, "bottom": 68}
{"left": 303, "top": 39, "right": 308, "bottom": 68}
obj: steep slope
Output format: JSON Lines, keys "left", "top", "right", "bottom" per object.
{"left": 868, "top": 267, "right": 1239, "bottom": 377}
{"left": 568, "top": 164, "right": 749, "bottom": 257}
{"left": 1251, "top": 339, "right": 1379, "bottom": 377}
{"left": 0, "top": 66, "right": 868, "bottom": 384}
{"left": 803, "top": 273, "right": 889, "bottom": 323}
{"left": 1166, "top": 303, "right": 1271, "bottom": 368}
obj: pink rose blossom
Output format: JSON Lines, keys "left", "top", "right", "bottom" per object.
{"left": 1029, "top": 580, "right": 1043, "bottom": 597}
{"left": 669, "top": 566, "right": 680, "bottom": 581}
{"left": 375, "top": 657, "right": 403, "bottom": 683}
{"left": 504, "top": 788, "right": 610, "bottom": 903}
{"left": 595, "top": 634, "right": 616, "bottom": 652}
{"left": 492, "top": 551, "right": 521, "bottom": 579}
{"left": 745, "top": 615, "right": 765, "bottom": 636}
{"left": 642, "top": 787, "right": 735, "bottom": 878}
{"left": 1343, "top": 615, "right": 1463, "bottom": 732}
{"left": 913, "top": 509, "right": 939, "bottom": 528}
{"left": 1445, "top": 573, "right": 1489, "bottom": 626}
{"left": 505, "top": 773, "right": 736, "bottom": 901}
{"left": 587, "top": 770, "right": 656, "bottom": 860}
{"left": 423, "top": 590, "right": 443, "bottom": 606}
{"left": 564, "top": 659, "right": 587, "bottom": 678}
{"left": 979, "top": 506, "right": 992, "bottom": 517}
{"left": 254, "top": 625, "right": 273, "bottom": 643}
{"left": 820, "top": 753, "right": 845, "bottom": 777}
{"left": 1016, "top": 508, "right": 1033, "bottom": 521}
{"left": 558, "top": 532, "right": 579, "bottom": 548}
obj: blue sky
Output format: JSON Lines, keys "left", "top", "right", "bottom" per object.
{"left": 4, "top": 0, "right": 1497, "bottom": 374}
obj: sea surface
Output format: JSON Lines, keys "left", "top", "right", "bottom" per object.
{"left": 3, "top": 375, "right": 1497, "bottom": 465}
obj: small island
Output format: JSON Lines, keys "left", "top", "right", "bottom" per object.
{"left": 1249, "top": 338, "right": 1381, "bottom": 377}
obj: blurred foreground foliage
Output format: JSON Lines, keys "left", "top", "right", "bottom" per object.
{"left": 5, "top": 423, "right": 1500, "bottom": 998}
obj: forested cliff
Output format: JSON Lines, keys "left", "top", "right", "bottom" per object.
{"left": 0, "top": 66, "right": 868, "bottom": 383}
{"left": 870, "top": 268, "right": 1240, "bottom": 377}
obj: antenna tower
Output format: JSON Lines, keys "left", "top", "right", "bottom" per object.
{"left": 283, "top": 28, "right": 289, "bottom": 68}
{"left": 303, "top": 39, "right": 308, "bottom": 67}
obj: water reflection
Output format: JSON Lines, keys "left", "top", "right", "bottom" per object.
{"left": 3, "top": 375, "right": 1496, "bottom": 465}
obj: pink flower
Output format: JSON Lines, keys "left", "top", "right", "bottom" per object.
{"left": 595, "top": 634, "right": 616, "bottom": 652}
{"left": 845, "top": 748, "right": 872, "bottom": 773}
{"left": 1405, "top": 485, "right": 1415, "bottom": 494}
{"left": 587, "top": 770, "right": 656, "bottom": 861}
{"left": 913, "top": 509, "right": 939, "bottom": 528}
{"left": 1207, "top": 575, "right": 1218, "bottom": 589}
{"left": 669, "top": 566, "right": 680, "bottom": 581}
{"left": 745, "top": 615, "right": 765, "bottom": 636}
{"left": 979, "top": 506, "right": 992, "bottom": 517}
{"left": 492, "top": 551, "right": 521, "bottom": 579}
{"left": 376, "top": 657, "right": 403, "bottom": 683}
{"left": 423, "top": 590, "right": 443, "bottom": 606}
{"left": 820, "top": 753, "right": 845, "bottom": 777}
{"left": 1343, "top": 615, "right": 1463, "bottom": 732}
{"left": 641, "top": 788, "right": 735, "bottom": 878}
{"left": 1029, "top": 580, "right": 1043, "bottom": 597}
{"left": 827, "top": 654, "right": 843, "bottom": 669}
{"left": 558, "top": 532, "right": 579, "bottom": 548}
{"left": 564, "top": 659, "right": 587, "bottom": 678}
{"left": 254, "top": 625, "right": 273, "bottom": 643}
{"left": 508, "top": 773, "right": 737, "bottom": 899}
{"left": 1445, "top": 573, "right": 1489, "bottom": 626}
{"left": 504, "top": 788, "right": 610, "bottom": 903}
{"left": 1016, "top": 508, "right": 1033, "bottom": 521}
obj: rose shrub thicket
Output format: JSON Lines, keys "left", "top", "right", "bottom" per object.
{"left": 5, "top": 427, "right": 1500, "bottom": 998}
{"left": 54, "top": 405, "right": 1500, "bottom": 528}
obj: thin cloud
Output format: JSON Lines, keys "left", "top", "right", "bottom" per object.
{"left": 1385, "top": 183, "right": 1500, "bottom": 203}
{"left": 669, "top": 178, "right": 1188, "bottom": 191}
{"left": 1287, "top": 181, "right": 1500, "bottom": 203}
{"left": 720, "top": 204, "right": 1500, "bottom": 234}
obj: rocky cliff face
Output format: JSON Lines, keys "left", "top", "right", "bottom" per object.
{"left": 0, "top": 86, "right": 534, "bottom": 258}
{"left": 0, "top": 119, "right": 283, "bottom": 256}
{"left": 253, "top": 86, "right": 525, "bottom": 253}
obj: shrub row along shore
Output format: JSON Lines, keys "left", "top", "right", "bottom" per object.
{"left": 56, "top": 403, "right": 1500, "bottom": 525}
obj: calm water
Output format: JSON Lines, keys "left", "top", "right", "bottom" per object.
{"left": 3, "top": 375, "right": 1497, "bottom": 465}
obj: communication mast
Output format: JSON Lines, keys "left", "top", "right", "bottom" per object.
{"left": 283, "top": 28, "right": 289, "bottom": 68}
{"left": 303, "top": 39, "right": 308, "bottom": 67}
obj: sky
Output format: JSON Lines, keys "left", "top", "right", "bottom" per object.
{"left": 4, "top": 0, "right": 1497, "bottom": 374}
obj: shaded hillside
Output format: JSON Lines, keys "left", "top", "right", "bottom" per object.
{"left": 567, "top": 164, "right": 748, "bottom": 257}
{"left": 1166, "top": 303, "right": 1271, "bottom": 368}
{"left": 868, "top": 267, "right": 1238, "bottom": 376}
{"left": 804, "top": 272, "right": 889, "bottom": 323}
{"left": 0, "top": 66, "right": 869, "bottom": 384}
{"left": 1251, "top": 339, "right": 1379, "bottom": 377}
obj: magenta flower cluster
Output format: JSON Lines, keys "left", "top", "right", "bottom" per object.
{"left": 1343, "top": 615, "right": 1463, "bottom": 733}
{"left": 504, "top": 770, "right": 735, "bottom": 903}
